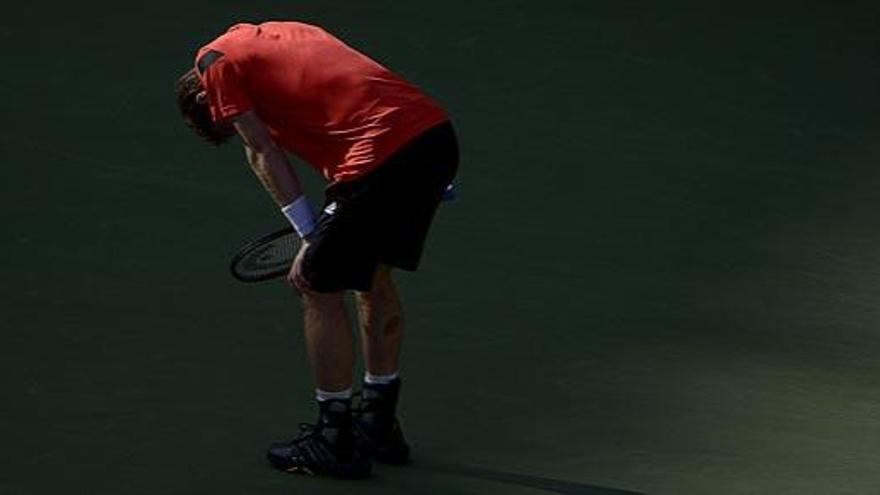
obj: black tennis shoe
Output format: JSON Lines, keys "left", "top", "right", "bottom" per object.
{"left": 353, "top": 378, "right": 411, "bottom": 465}
{"left": 267, "top": 399, "right": 372, "bottom": 479}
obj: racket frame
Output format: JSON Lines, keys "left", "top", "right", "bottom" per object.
{"left": 229, "top": 226, "right": 299, "bottom": 282}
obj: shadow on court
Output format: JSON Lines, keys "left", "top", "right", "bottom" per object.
{"left": 411, "top": 461, "right": 646, "bottom": 495}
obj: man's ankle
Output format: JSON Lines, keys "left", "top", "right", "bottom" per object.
{"left": 315, "top": 397, "right": 355, "bottom": 453}
{"left": 364, "top": 370, "right": 399, "bottom": 386}
{"left": 359, "top": 377, "right": 401, "bottom": 428}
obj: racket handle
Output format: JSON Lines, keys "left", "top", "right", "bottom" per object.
{"left": 441, "top": 183, "right": 456, "bottom": 202}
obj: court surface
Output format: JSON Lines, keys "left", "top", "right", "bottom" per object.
{"left": 3, "top": 1, "right": 880, "bottom": 494}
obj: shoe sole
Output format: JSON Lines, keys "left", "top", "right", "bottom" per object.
{"left": 269, "top": 458, "right": 372, "bottom": 479}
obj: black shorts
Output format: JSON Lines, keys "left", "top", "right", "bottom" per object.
{"left": 300, "top": 121, "right": 459, "bottom": 292}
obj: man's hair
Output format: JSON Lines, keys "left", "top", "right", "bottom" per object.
{"left": 175, "top": 68, "right": 234, "bottom": 145}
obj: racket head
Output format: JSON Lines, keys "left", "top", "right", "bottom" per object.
{"left": 230, "top": 227, "right": 301, "bottom": 282}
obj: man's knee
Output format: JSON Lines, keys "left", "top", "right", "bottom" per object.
{"left": 301, "top": 287, "right": 346, "bottom": 311}
{"left": 288, "top": 263, "right": 345, "bottom": 306}
{"left": 364, "top": 265, "right": 394, "bottom": 295}
{"left": 288, "top": 268, "right": 312, "bottom": 295}
{"left": 356, "top": 266, "right": 395, "bottom": 308}
{"left": 288, "top": 253, "right": 344, "bottom": 298}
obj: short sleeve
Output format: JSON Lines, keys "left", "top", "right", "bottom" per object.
{"left": 199, "top": 54, "right": 252, "bottom": 122}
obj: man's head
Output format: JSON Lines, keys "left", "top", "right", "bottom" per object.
{"left": 175, "top": 68, "right": 236, "bottom": 145}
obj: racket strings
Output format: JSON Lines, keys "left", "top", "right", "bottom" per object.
{"left": 231, "top": 229, "right": 299, "bottom": 281}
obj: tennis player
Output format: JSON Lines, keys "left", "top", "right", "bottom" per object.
{"left": 175, "top": 21, "right": 457, "bottom": 478}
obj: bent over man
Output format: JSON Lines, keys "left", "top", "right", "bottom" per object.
{"left": 175, "top": 21, "right": 458, "bottom": 478}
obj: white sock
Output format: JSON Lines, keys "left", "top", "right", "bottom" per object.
{"left": 364, "top": 371, "right": 399, "bottom": 385}
{"left": 315, "top": 387, "right": 353, "bottom": 402}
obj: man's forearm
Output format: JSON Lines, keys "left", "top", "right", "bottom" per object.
{"left": 246, "top": 146, "right": 304, "bottom": 207}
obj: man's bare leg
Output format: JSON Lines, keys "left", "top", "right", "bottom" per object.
{"left": 353, "top": 265, "right": 410, "bottom": 464}
{"left": 267, "top": 289, "right": 371, "bottom": 477}
{"left": 301, "top": 290, "right": 355, "bottom": 392}
{"left": 356, "top": 265, "right": 404, "bottom": 375}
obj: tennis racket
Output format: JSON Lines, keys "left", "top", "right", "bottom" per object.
{"left": 230, "top": 183, "right": 456, "bottom": 283}
{"left": 229, "top": 226, "right": 299, "bottom": 282}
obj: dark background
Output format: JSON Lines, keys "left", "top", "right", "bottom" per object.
{"left": 2, "top": 1, "right": 880, "bottom": 494}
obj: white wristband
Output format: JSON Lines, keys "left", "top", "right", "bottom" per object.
{"left": 281, "top": 196, "right": 317, "bottom": 238}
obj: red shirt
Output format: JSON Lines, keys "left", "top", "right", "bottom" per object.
{"left": 195, "top": 21, "right": 449, "bottom": 182}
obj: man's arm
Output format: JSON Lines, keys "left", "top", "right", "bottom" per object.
{"left": 232, "top": 111, "right": 317, "bottom": 240}
{"left": 232, "top": 111, "right": 304, "bottom": 206}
